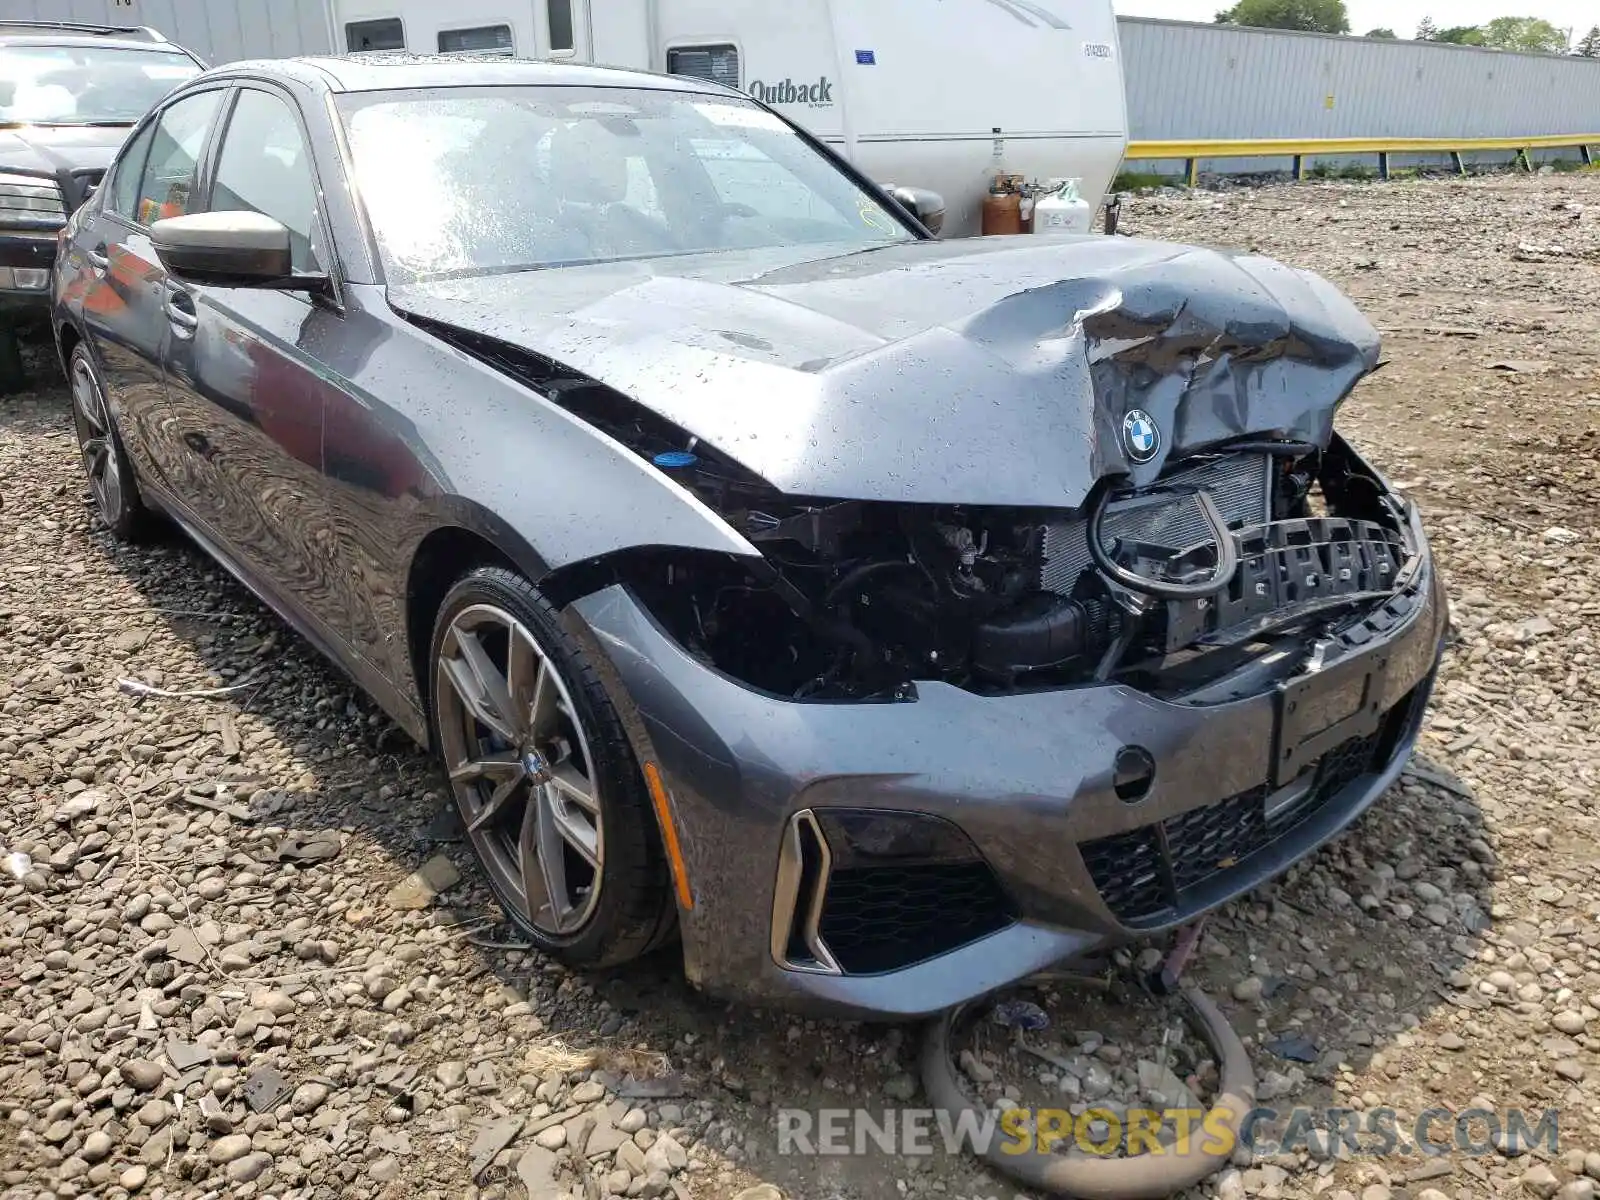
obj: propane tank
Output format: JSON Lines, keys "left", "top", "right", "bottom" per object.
{"left": 1032, "top": 178, "right": 1094, "bottom": 235}
{"left": 981, "top": 175, "right": 1023, "bottom": 236}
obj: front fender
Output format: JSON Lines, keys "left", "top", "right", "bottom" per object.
{"left": 322, "top": 285, "right": 759, "bottom": 707}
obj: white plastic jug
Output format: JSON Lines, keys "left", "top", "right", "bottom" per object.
{"left": 1032, "top": 178, "right": 1093, "bottom": 235}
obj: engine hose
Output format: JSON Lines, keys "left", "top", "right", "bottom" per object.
{"left": 1086, "top": 483, "right": 1240, "bottom": 601}
{"left": 918, "top": 982, "right": 1256, "bottom": 1199}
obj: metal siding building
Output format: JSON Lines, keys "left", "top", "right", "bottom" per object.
{"left": 1116, "top": 17, "right": 1600, "bottom": 142}
{"left": 0, "top": 0, "right": 334, "bottom": 61}
{"left": 1114, "top": 17, "right": 1600, "bottom": 172}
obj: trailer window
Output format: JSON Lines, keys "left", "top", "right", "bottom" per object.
{"left": 546, "top": 0, "right": 574, "bottom": 53}
{"left": 439, "top": 25, "right": 514, "bottom": 55}
{"left": 346, "top": 19, "right": 405, "bottom": 53}
{"left": 666, "top": 45, "right": 739, "bottom": 90}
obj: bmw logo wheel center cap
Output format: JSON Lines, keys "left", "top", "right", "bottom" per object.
{"left": 1122, "top": 408, "right": 1161, "bottom": 464}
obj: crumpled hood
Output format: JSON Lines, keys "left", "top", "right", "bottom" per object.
{"left": 391, "top": 235, "right": 1380, "bottom": 508}
{"left": 0, "top": 124, "right": 128, "bottom": 175}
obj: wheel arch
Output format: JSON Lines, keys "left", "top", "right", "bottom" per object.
{"left": 404, "top": 502, "right": 756, "bottom": 742}
{"left": 405, "top": 517, "right": 540, "bottom": 740}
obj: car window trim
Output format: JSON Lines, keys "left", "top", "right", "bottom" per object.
{"left": 98, "top": 81, "right": 232, "bottom": 240}
{"left": 102, "top": 111, "right": 159, "bottom": 223}
{"left": 321, "top": 88, "right": 387, "bottom": 289}
{"left": 202, "top": 79, "right": 346, "bottom": 311}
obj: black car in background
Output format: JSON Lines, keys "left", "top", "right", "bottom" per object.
{"left": 2, "top": 21, "right": 203, "bottom": 385}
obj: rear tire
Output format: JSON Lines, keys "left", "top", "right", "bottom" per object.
{"left": 67, "top": 344, "right": 150, "bottom": 540}
{"left": 427, "top": 566, "right": 676, "bottom": 968}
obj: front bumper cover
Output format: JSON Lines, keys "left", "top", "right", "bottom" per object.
{"left": 565, "top": 500, "right": 1448, "bottom": 1021}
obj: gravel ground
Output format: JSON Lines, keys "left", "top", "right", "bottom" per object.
{"left": 3, "top": 172, "right": 1600, "bottom": 1200}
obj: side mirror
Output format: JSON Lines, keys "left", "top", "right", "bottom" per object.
{"left": 150, "top": 210, "right": 323, "bottom": 290}
{"left": 886, "top": 185, "right": 946, "bottom": 236}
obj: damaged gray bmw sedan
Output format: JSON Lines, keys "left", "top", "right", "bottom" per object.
{"left": 52, "top": 54, "right": 1447, "bottom": 1018}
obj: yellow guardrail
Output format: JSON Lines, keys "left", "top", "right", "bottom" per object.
{"left": 1125, "top": 135, "right": 1600, "bottom": 186}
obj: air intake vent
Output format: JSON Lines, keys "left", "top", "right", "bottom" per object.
{"left": 770, "top": 811, "right": 839, "bottom": 974}
{"left": 818, "top": 861, "right": 1014, "bottom": 975}
{"left": 0, "top": 175, "right": 66, "bottom": 230}
{"left": 771, "top": 808, "right": 1015, "bottom": 976}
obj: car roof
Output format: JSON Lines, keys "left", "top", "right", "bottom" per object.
{"left": 216, "top": 53, "right": 732, "bottom": 97}
{"left": 0, "top": 34, "right": 193, "bottom": 53}
{"left": 0, "top": 21, "right": 193, "bottom": 54}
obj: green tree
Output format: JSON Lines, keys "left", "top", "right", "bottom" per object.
{"left": 1365, "top": 27, "right": 1397, "bottom": 37}
{"left": 1436, "top": 25, "right": 1487, "bottom": 44}
{"left": 1481, "top": 16, "right": 1569, "bottom": 52}
{"left": 1577, "top": 25, "right": 1600, "bottom": 55}
{"left": 1214, "top": 0, "right": 1350, "bottom": 34}
{"left": 1415, "top": 16, "right": 1438, "bottom": 39}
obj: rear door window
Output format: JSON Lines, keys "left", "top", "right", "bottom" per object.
{"left": 107, "top": 120, "right": 157, "bottom": 220}
{"left": 133, "top": 89, "right": 224, "bottom": 227}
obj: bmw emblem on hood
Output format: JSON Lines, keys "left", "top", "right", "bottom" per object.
{"left": 1122, "top": 409, "right": 1161, "bottom": 464}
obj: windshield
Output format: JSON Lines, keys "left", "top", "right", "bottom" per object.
{"left": 336, "top": 85, "right": 914, "bottom": 282}
{"left": 0, "top": 44, "right": 201, "bottom": 126}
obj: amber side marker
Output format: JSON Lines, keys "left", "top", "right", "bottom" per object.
{"left": 643, "top": 762, "right": 694, "bottom": 911}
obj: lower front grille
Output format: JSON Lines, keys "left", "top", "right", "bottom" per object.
{"left": 818, "top": 862, "right": 1015, "bottom": 975}
{"left": 1166, "top": 786, "right": 1269, "bottom": 892}
{"left": 0, "top": 175, "right": 66, "bottom": 231}
{"left": 1082, "top": 694, "right": 1416, "bottom": 926}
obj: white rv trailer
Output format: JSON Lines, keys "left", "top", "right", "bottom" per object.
{"left": 330, "top": 0, "right": 1129, "bottom": 237}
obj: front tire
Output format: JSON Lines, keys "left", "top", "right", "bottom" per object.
{"left": 427, "top": 566, "right": 676, "bottom": 967}
{"left": 67, "top": 344, "right": 149, "bottom": 540}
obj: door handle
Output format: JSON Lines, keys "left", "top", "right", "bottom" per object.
{"left": 163, "top": 287, "right": 199, "bottom": 335}
{"left": 86, "top": 244, "right": 108, "bottom": 272}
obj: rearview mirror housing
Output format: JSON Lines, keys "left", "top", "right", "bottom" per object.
{"left": 885, "top": 185, "right": 946, "bottom": 236}
{"left": 150, "top": 211, "right": 325, "bottom": 290}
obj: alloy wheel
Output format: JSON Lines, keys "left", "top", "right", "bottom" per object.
{"left": 434, "top": 603, "right": 604, "bottom": 937}
{"left": 70, "top": 356, "right": 122, "bottom": 526}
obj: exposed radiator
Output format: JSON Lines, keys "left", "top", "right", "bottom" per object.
{"left": 1039, "top": 453, "right": 1274, "bottom": 595}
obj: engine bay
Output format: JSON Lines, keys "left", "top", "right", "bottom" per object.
{"left": 435, "top": 323, "right": 1417, "bottom": 704}
{"left": 613, "top": 428, "right": 1417, "bottom": 704}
